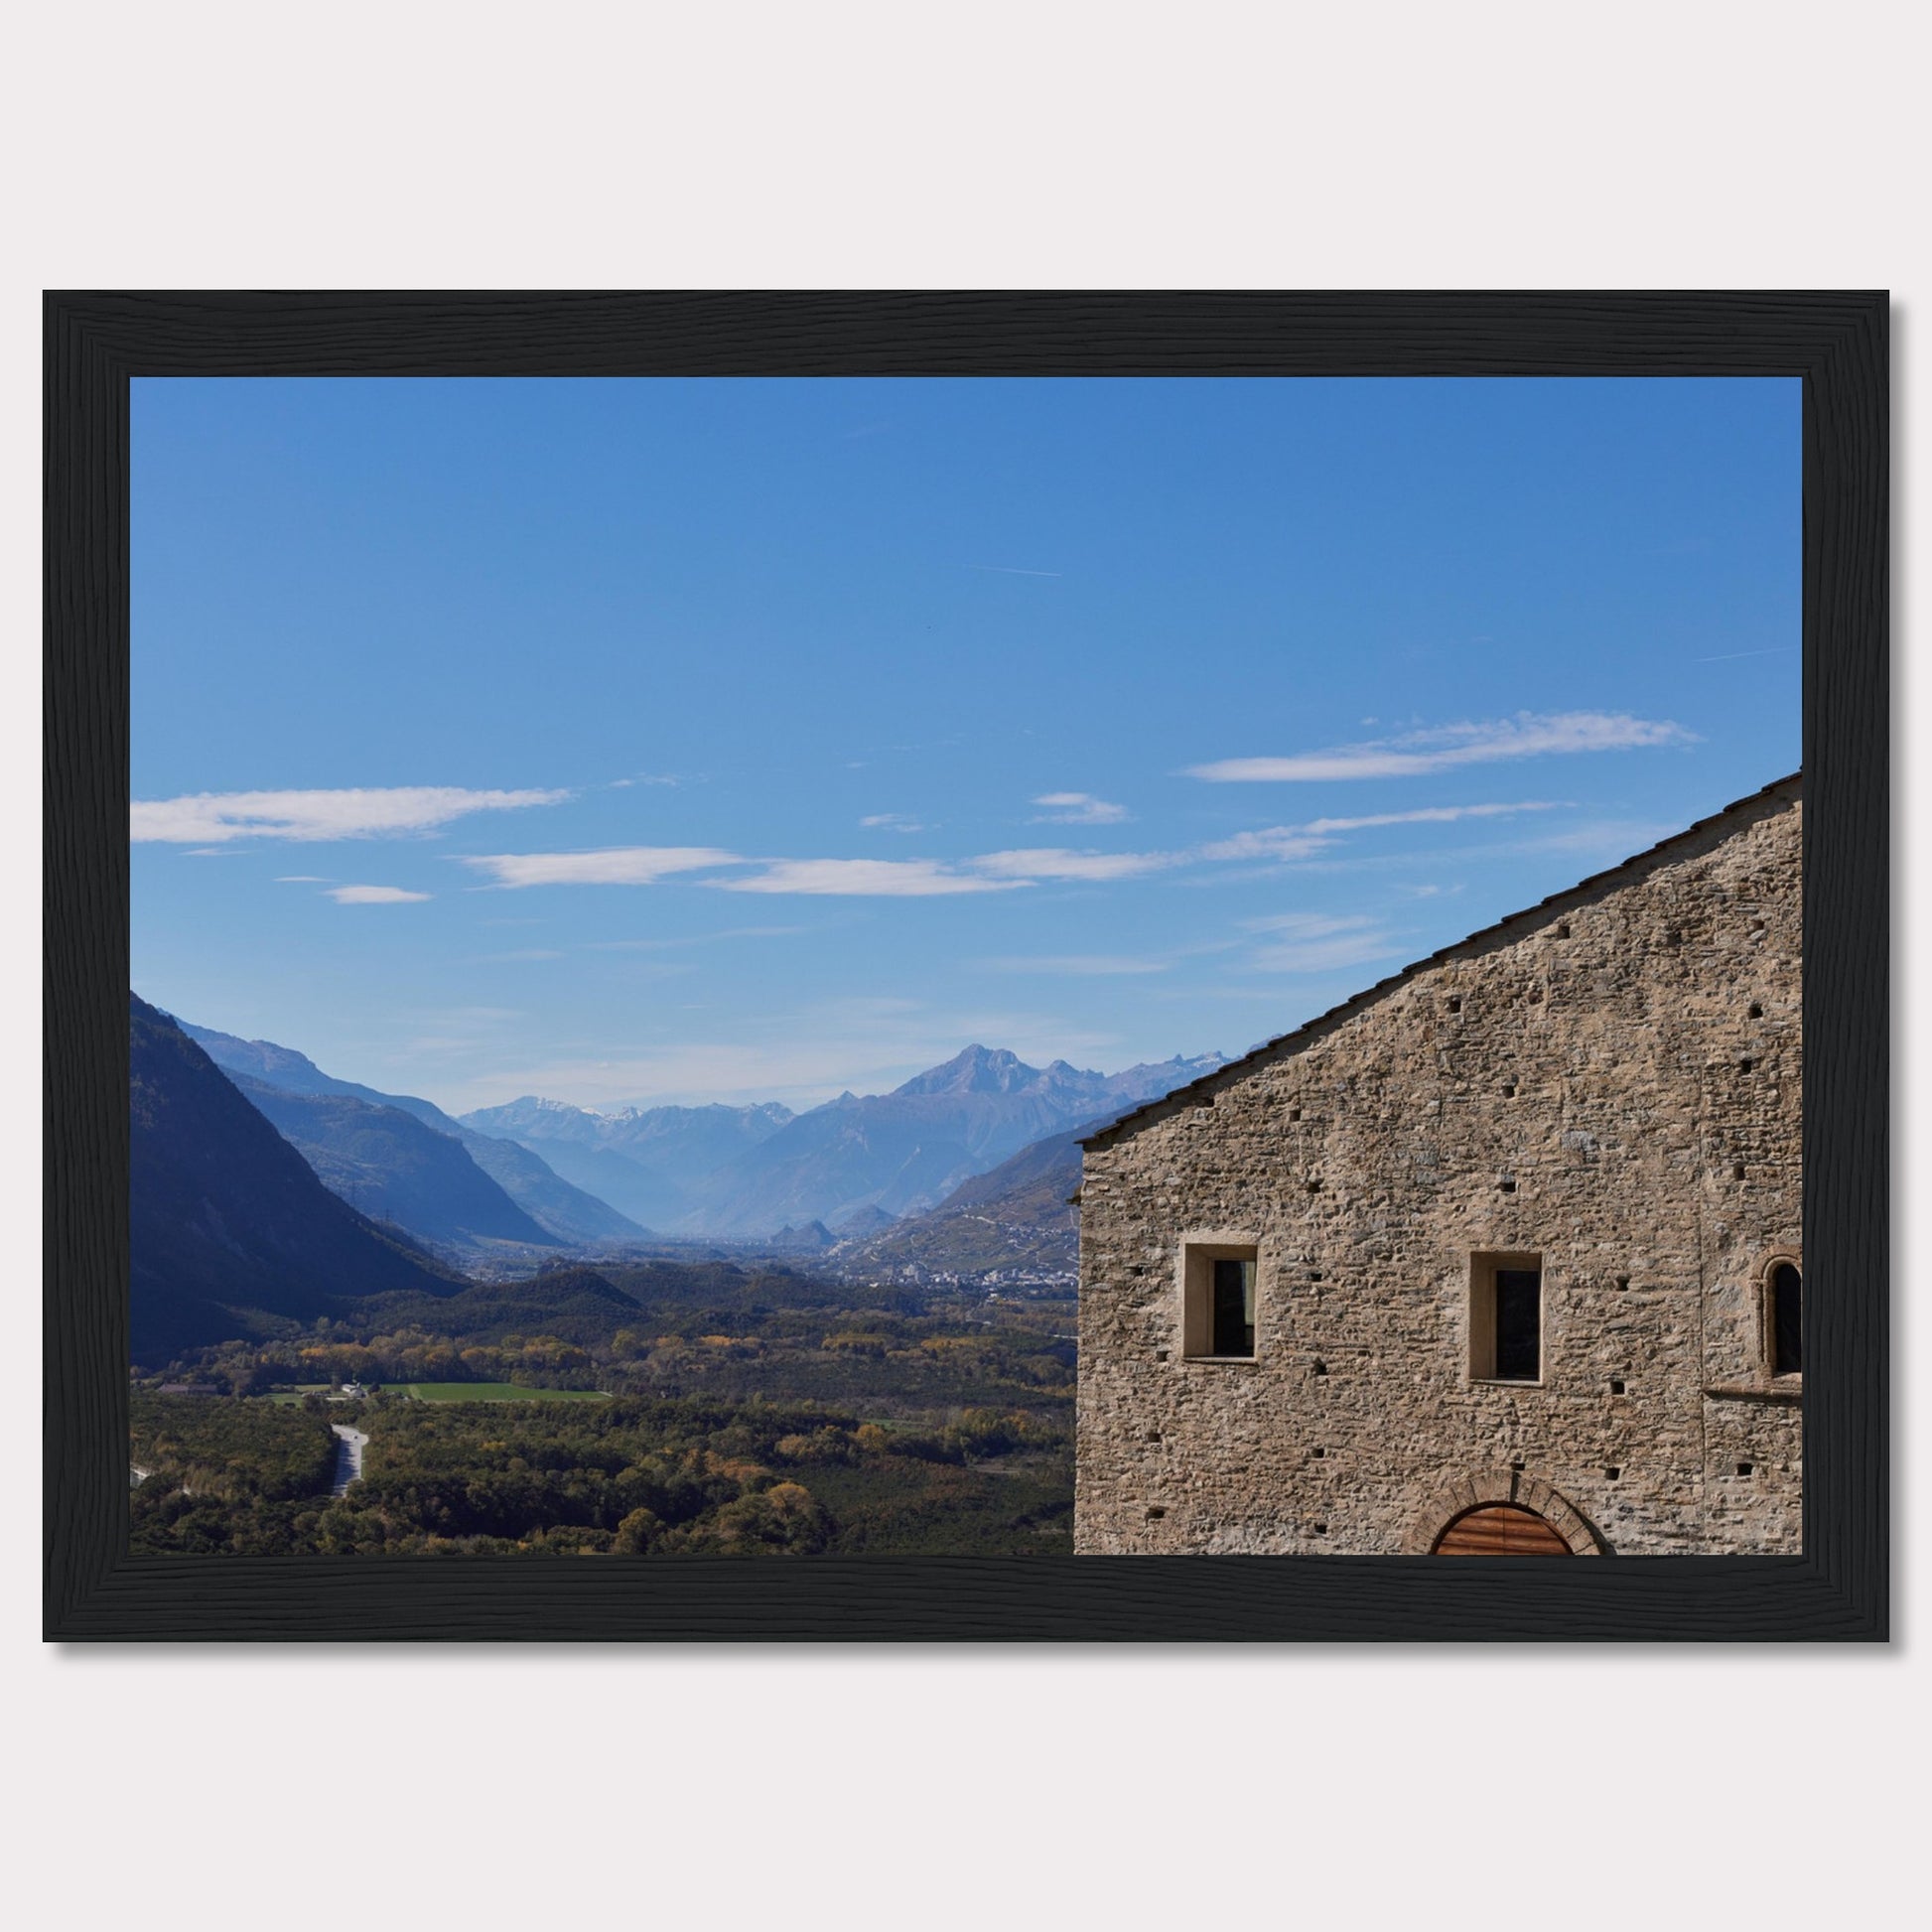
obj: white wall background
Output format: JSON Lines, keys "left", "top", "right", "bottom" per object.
{"left": 8, "top": 7, "right": 1924, "bottom": 1927}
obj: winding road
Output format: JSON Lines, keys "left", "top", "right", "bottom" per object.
{"left": 330, "top": 1424, "right": 369, "bottom": 1497}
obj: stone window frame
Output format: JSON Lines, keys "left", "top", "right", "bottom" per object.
{"left": 1758, "top": 1246, "right": 1803, "bottom": 1385}
{"left": 1467, "top": 1249, "right": 1545, "bottom": 1386}
{"left": 1176, "top": 1231, "right": 1263, "bottom": 1363}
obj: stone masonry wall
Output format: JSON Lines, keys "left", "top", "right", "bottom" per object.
{"left": 1074, "top": 785, "right": 1801, "bottom": 1556}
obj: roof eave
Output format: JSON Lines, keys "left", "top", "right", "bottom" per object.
{"left": 1079, "top": 770, "right": 1802, "bottom": 1155}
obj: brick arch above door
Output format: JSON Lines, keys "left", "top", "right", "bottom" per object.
{"left": 1401, "top": 1466, "right": 1604, "bottom": 1555}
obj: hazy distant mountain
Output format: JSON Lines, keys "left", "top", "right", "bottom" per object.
{"left": 433, "top": 1133, "right": 643, "bottom": 1246}
{"left": 458, "top": 1095, "right": 794, "bottom": 1227}
{"left": 666, "top": 1045, "right": 1229, "bottom": 1235}
{"left": 833, "top": 1202, "right": 898, "bottom": 1237}
{"left": 130, "top": 997, "right": 460, "bottom": 1362}
{"left": 825, "top": 1059, "right": 1243, "bottom": 1281}
{"left": 183, "top": 1022, "right": 644, "bottom": 1246}
{"left": 173, "top": 1027, "right": 1226, "bottom": 1250}
{"left": 228, "top": 1074, "right": 559, "bottom": 1253}
{"left": 768, "top": 1220, "right": 836, "bottom": 1253}
{"left": 834, "top": 1124, "right": 1088, "bottom": 1283}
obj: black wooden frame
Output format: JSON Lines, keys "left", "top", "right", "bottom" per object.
{"left": 45, "top": 291, "right": 1888, "bottom": 1640}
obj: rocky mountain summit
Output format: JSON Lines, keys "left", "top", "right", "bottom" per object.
{"left": 461, "top": 1043, "right": 1228, "bottom": 1237}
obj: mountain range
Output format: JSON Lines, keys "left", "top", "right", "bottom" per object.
{"left": 130, "top": 996, "right": 462, "bottom": 1361}
{"left": 226, "top": 1073, "right": 561, "bottom": 1251}
{"left": 130, "top": 986, "right": 1111, "bottom": 1366}
{"left": 184, "top": 1023, "right": 644, "bottom": 1250}
{"left": 156, "top": 1013, "right": 1225, "bottom": 1279}
{"left": 460, "top": 1094, "right": 794, "bottom": 1228}
{"left": 459, "top": 1044, "right": 1228, "bottom": 1236}
{"left": 830, "top": 1118, "right": 1103, "bottom": 1285}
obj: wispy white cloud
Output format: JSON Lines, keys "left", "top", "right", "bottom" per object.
{"left": 716, "top": 859, "right": 1027, "bottom": 897}
{"left": 132, "top": 785, "right": 569, "bottom": 843}
{"left": 1266, "top": 813, "right": 1688, "bottom": 888}
{"left": 328, "top": 885, "right": 431, "bottom": 904}
{"left": 1241, "top": 912, "right": 1403, "bottom": 974}
{"left": 463, "top": 847, "right": 743, "bottom": 889}
{"left": 1302, "top": 801, "right": 1568, "bottom": 834}
{"left": 968, "top": 848, "right": 1180, "bottom": 883}
{"left": 1197, "top": 801, "right": 1560, "bottom": 865}
{"left": 1031, "top": 791, "right": 1129, "bottom": 826}
{"left": 590, "top": 926, "right": 805, "bottom": 951}
{"left": 980, "top": 955, "right": 1171, "bottom": 976}
{"left": 1195, "top": 827, "right": 1332, "bottom": 863}
{"left": 1506, "top": 819, "right": 1683, "bottom": 859}
{"left": 967, "top": 563, "right": 1062, "bottom": 578}
{"left": 609, "top": 773, "right": 682, "bottom": 788}
{"left": 381, "top": 1007, "right": 524, "bottom": 1061}
{"left": 471, "top": 840, "right": 1171, "bottom": 897}
{"left": 1185, "top": 712, "right": 1697, "bottom": 782}
{"left": 462, "top": 799, "right": 1569, "bottom": 903}
{"left": 273, "top": 875, "right": 331, "bottom": 884}
{"left": 861, "top": 813, "right": 927, "bottom": 833}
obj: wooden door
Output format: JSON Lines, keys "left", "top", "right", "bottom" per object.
{"left": 1432, "top": 1504, "right": 1572, "bottom": 1555}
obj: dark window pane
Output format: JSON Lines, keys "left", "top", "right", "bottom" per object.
{"left": 1493, "top": 1268, "right": 1541, "bottom": 1381}
{"left": 1212, "top": 1258, "right": 1255, "bottom": 1357}
{"left": 1773, "top": 1263, "right": 1802, "bottom": 1375}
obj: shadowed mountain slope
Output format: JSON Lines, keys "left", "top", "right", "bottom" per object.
{"left": 184, "top": 1022, "right": 644, "bottom": 1245}
{"left": 130, "top": 996, "right": 461, "bottom": 1362}
{"left": 228, "top": 1074, "right": 559, "bottom": 1251}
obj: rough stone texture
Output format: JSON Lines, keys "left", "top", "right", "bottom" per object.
{"left": 1074, "top": 780, "right": 1802, "bottom": 1557}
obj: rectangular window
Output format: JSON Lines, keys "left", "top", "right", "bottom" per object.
{"left": 1493, "top": 1269, "right": 1541, "bottom": 1380}
{"left": 1180, "top": 1240, "right": 1259, "bottom": 1359}
{"left": 1212, "top": 1257, "right": 1256, "bottom": 1357}
{"left": 1470, "top": 1252, "right": 1542, "bottom": 1383}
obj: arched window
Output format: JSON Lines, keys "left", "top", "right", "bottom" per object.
{"left": 1770, "top": 1260, "right": 1802, "bottom": 1377}
{"left": 1432, "top": 1504, "right": 1573, "bottom": 1556}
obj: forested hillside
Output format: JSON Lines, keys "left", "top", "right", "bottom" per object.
{"left": 131, "top": 1257, "right": 1075, "bottom": 1557}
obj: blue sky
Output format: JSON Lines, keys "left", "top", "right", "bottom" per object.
{"left": 131, "top": 376, "right": 1800, "bottom": 1113}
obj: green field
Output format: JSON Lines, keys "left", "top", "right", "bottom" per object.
{"left": 398, "top": 1382, "right": 611, "bottom": 1404}
{"left": 266, "top": 1382, "right": 609, "bottom": 1405}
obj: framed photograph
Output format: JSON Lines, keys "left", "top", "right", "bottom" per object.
{"left": 45, "top": 291, "right": 1887, "bottom": 1640}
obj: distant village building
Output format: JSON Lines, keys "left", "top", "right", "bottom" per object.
{"left": 1074, "top": 776, "right": 1802, "bottom": 1557}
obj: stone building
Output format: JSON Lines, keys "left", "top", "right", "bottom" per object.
{"left": 1074, "top": 775, "right": 1802, "bottom": 1557}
